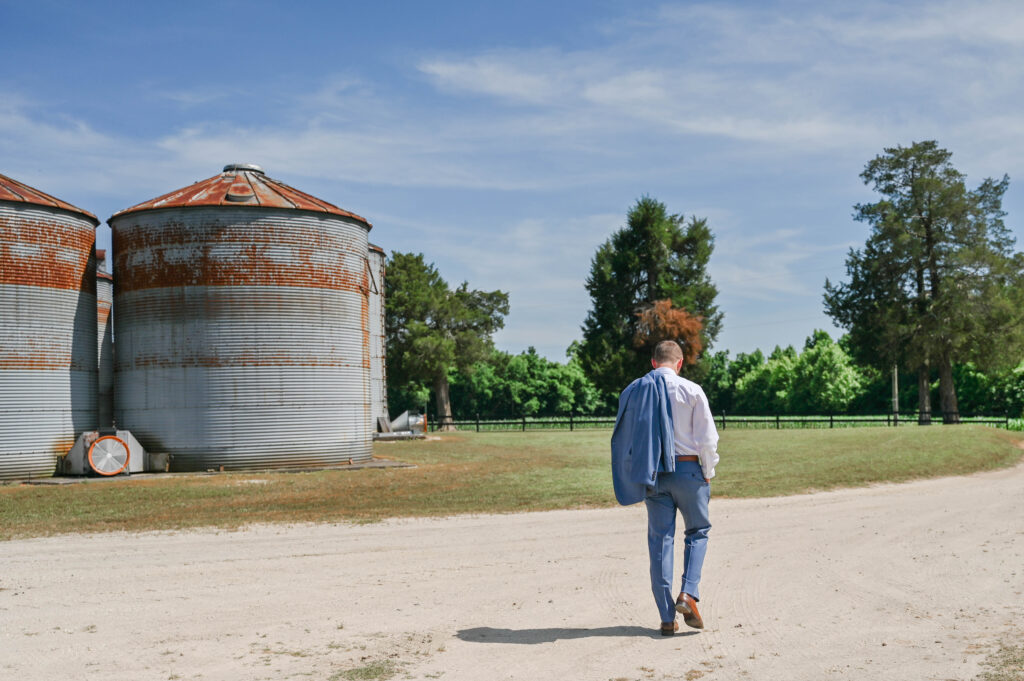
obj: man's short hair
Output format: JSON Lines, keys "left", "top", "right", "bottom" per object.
{"left": 652, "top": 340, "right": 683, "bottom": 365}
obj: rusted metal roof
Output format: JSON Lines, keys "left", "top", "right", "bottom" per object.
{"left": 0, "top": 173, "right": 99, "bottom": 225}
{"left": 111, "top": 164, "right": 371, "bottom": 226}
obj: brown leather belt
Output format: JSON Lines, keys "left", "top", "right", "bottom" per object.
{"left": 675, "top": 455, "right": 699, "bottom": 462}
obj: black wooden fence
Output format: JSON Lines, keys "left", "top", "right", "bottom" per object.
{"left": 428, "top": 411, "right": 1012, "bottom": 432}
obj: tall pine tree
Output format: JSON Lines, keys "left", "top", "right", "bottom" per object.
{"left": 825, "top": 141, "right": 1024, "bottom": 423}
{"left": 579, "top": 197, "right": 721, "bottom": 398}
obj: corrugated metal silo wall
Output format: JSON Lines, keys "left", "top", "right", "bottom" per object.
{"left": 367, "top": 247, "right": 388, "bottom": 427}
{"left": 0, "top": 203, "right": 98, "bottom": 479}
{"left": 111, "top": 207, "right": 372, "bottom": 471}
{"left": 97, "top": 274, "right": 114, "bottom": 429}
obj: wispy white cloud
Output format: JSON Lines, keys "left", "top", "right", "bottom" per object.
{"left": 0, "top": 94, "right": 181, "bottom": 203}
{"left": 712, "top": 228, "right": 856, "bottom": 302}
{"left": 155, "top": 89, "right": 234, "bottom": 107}
{"left": 418, "top": 52, "right": 569, "bottom": 105}
{"left": 411, "top": 1, "right": 1024, "bottom": 154}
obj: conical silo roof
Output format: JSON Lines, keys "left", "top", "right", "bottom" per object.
{"left": 0, "top": 173, "right": 99, "bottom": 225}
{"left": 110, "top": 164, "right": 370, "bottom": 226}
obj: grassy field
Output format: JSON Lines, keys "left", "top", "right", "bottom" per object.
{"left": 1, "top": 425, "right": 1021, "bottom": 540}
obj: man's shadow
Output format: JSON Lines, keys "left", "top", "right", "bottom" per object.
{"left": 457, "top": 626, "right": 699, "bottom": 644}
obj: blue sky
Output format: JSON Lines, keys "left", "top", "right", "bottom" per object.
{"left": 4, "top": 0, "right": 1023, "bottom": 361}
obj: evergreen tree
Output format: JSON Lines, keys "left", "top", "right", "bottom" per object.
{"left": 580, "top": 197, "right": 722, "bottom": 398}
{"left": 825, "top": 141, "right": 1024, "bottom": 423}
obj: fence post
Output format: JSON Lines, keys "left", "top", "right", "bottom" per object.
{"left": 569, "top": 411, "right": 574, "bottom": 432}
{"left": 776, "top": 414, "right": 780, "bottom": 430}
{"left": 830, "top": 413, "right": 834, "bottom": 429}
{"left": 476, "top": 413, "right": 480, "bottom": 432}
{"left": 721, "top": 412, "right": 726, "bottom": 430}
{"left": 522, "top": 416, "right": 526, "bottom": 432}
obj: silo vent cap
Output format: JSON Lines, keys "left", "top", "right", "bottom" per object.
{"left": 223, "top": 163, "right": 265, "bottom": 174}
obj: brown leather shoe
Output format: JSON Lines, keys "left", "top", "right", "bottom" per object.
{"left": 660, "top": 620, "right": 679, "bottom": 636}
{"left": 675, "top": 593, "right": 704, "bottom": 629}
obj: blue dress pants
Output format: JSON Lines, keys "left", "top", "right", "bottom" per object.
{"left": 644, "top": 460, "right": 711, "bottom": 624}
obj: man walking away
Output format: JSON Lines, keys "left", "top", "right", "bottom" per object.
{"left": 610, "top": 340, "right": 719, "bottom": 636}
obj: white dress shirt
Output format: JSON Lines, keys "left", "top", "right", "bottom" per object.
{"left": 654, "top": 367, "right": 720, "bottom": 480}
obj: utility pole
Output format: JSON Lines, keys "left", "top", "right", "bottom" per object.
{"left": 892, "top": 363, "right": 899, "bottom": 427}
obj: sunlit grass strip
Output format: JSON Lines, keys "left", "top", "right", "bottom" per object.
{"left": 1, "top": 425, "right": 1020, "bottom": 540}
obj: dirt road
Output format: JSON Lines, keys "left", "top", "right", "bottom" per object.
{"left": 3, "top": 460, "right": 1022, "bottom": 680}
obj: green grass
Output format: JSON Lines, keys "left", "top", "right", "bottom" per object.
{"left": 710, "top": 426, "right": 1023, "bottom": 497}
{"left": 0, "top": 425, "right": 1020, "bottom": 540}
{"left": 330, "top": 659, "right": 400, "bottom": 681}
{"left": 978, "top": 636, "right": 1024, "bottom": 681}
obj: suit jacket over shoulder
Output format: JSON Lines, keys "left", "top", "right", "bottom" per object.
{"left": 610, "top": 370, "right": 675, "bottom": 506}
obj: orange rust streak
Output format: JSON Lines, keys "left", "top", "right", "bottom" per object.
{"left": 0, "top": 359, "right": 74, "bottom": 370}
{"left": 0, "top": 216, "right": 96, "bottom": 291}
{"left": 0, "top": 335, "right": 90, "bottom": 370}
{"left": 114, "top": 221, "right": 367, "bottom": 293}
{"left": 361, "top": 263, "right": 371, "bottom": 370}
{"left": 117, "top": 353, "right": 364, "bottom": 369}
{"left": 0, "top": 349, "right": 88, "bottom": 370}
{"left": 0, "top": 358, "right": 73, "bottom": 368}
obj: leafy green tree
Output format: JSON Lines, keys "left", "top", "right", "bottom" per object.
{"left": 710, "top": 349, "right": 765, "bottom": 415}
{"left": 732, "top": 345, "right": 796, "bottom": 414}
{"left": 448, "top": 359, "right": 504, "bottom": 417}
{"left": 700, "top": 350, "right": 734, "bottom": 415}
{"left": 385, "top": 252, "right": 509, "bottom": 429}
{"left": 580, "top": 197, "right": 722, "bottom": 399}
{"left": 788, "top": 331, "right": 865, "bottom": 414}
{"left": 729, "top": 350, "right": 765, "bottom": 386}
{"left": 825, "top": 141, "right": 1024, "bottom": 423}
{"left": 996, "top": 362, "right": 1024, "bottom": 417}
{"left": 957, "top": 360, "right": 1024, "bottom": 417}
{"left": 449, "top": 347, "right": 601, "bottom": 418}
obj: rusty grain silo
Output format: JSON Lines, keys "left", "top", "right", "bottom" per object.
{"left": 0, "top": 173, "right": 99, "bottom": 480}
{"left": 96, "top": 250, "right": 114, "bottom": 429}
{"left": 367, "top": 243, "right": 388, "bottom": 429}
{"left": 109, "top": 164, "right": 374, "bottom": 471}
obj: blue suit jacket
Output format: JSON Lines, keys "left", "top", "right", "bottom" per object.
{"left": 610, "top": 370, "right": 676, "bottom": 506}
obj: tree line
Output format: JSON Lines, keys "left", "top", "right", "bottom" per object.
{"left": 389, "top": 332, "right": 1024, "bottom": 420}
{"left": 385, "top": 141, "right": 1024, "bottom": 426}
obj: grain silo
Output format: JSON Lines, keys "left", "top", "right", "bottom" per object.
{"left": 109, "top": 164, "right": 374, "bottom": 471}
{"left": 0, "top": 173, "right": 99, "bottom": 480}
{"left": 96, "top": 250, "right": 114, "bottom": 429}
{"left": 367, "top": 243, "right": 388, "bottom": 429}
